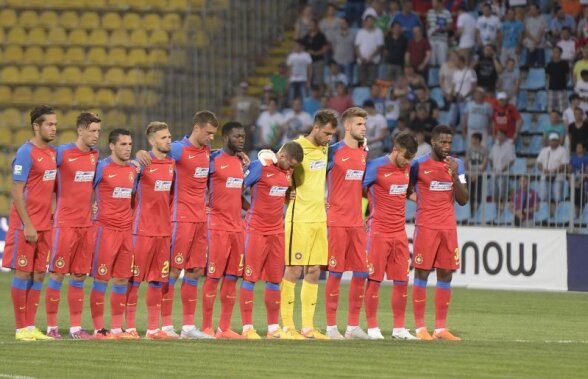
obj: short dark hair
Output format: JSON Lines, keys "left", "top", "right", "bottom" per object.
{"left": 76, "top": 111, "right": 101, "bottom": 129}
{"left": 431, "top": 124, "right": 454, "bottom": 140}
{"left": 313, "top": 109, "right": 338, "bottom": 129}
{"left": 193, "top": 110, "right": 219, "bottom": 128}
{"left": 146, "top": 121, "right": 169, "bottom": 137}
{"left": 341, "top": 107, "right": 368, "bottom": 123}
{"left": 394, "top": 131, "right": 418, "bottom": 155}
{"left": 109, "top": 128, "right": 131, "bottom": 144}
{"left": 551, "top": 110, "right": 561, "bottom": 116}
{"left": 553, "top": 46, "right": 563, "bottom": 54}
{"left": 280, "top": 141, "right": 304, "bottom": 163}
{"left": 472, "top": 132, "right": 483, "bottom": 141}
{"left": 578, "top": 140, "right": 586, "bottom": 149}
{"left": 221, "top": 121, "right": 244, "bottom": 136}
{"left": 30, "top": 105, "right": 55, "bottom": 126}
{"left": 570, "top": 93, "right": 580, "bottom": 102}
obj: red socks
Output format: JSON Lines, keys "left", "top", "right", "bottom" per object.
{"left": 161, "top": 277, "right": 176, "bottom": 327}
{"left": 364, "top": 280, "right": 380, "bottom": 329}
{"left": 45, "top": 278, "right": 62, "bottom": 327}
{"left": 392, "top": 281, "right": 408, "bottom": 329}
{"left": 147, "top": 282, "right": 163, "bottom": 331}
{"left": 264, "top": 283, "right": 281, "bottom": 326}
{"left": 10, "top": 277, "right": 29, "bottom": 329}
{"left": 325, "top": 272, "right": 341, "bottom": 326}
{"left": 239, "top": 281, "right": 255, "bottom": 326}
{"left": 124, "top": 282, "right": 140, "bottom": 330}
{"left": 26, "top": 281, "right": 42, "bottom": 327}
{"left": 68, "top": 280, "right": 85, "bottom": 328}
{"left": 219, "top": 276, "right": 237, "bottom": 331}
{"left": 110, "top": 284, "right": 127, "bottom": 330}
{"left": 201, "top": 277, "right": 219, "bottom": 331}
{"left": 348, "top": 275, "right": 366, "bottom": 326}
{"left": 90, "top": 281, "right": 107, "bottom": 330}
{"left": 181, "top": 278, "right": 199, "bottom": 326}
{"left": 435, "top": 281, "right": 452, "bottom": 329}
{"left": 413, "top": 279, "right": 428, "bottom": 329}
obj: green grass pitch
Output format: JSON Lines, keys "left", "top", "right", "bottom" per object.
{"left": 0, "top": 274, "right": 587, "bottom": 378}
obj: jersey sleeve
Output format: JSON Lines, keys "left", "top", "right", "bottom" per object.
{"left": 170, "top": 142, "right": 183, "bottom": 161}
{"left": 362, "top": 159, "right": 379, "bottom": 189}
{"left": 244, "top": 160, "right": 262, "bottom": 188}
{"left": 457, "top": 158, "right": 467, "bottom": 184}
{"left": 409, "top": 160, "right": 420, "bottom": 187}
{"left": 93, "top": 160, "right": 106, "bottom": 189}
{"left": 56, "top": 144, "right": 66, "bottom": 167}
{"left": 326, "top": 143, "right": 339, "bottom": 172}
{"left": 12, "top": 144, "right": 33, "bottom": 183}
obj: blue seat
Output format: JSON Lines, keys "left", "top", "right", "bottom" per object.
{"left": 455, "top": 202, "right": 471, "bottom": 223}
{"left": 428, "top": 67, "right": 440, "bottom": 87}
{"left": 495, "top": 207, "right": 515, "bottom": 225}
{"left": 544, "top": 48, "right": 552, "bottom": 64}
{"left": 352, "top": 87, "right": 370, "bottom": 106}
{"left": 512, "top": 157, "right": 527, "bottom": 175}
{"left": 575, "top": 206, "right": 588, "bottom": 226}
{"left": 450, "top": 133, "right": 465, "bottom": 154}
{"left": 536, "top": 113, "right": 550, "bottom": 133}
{"left": 519, "top": 48, "right": 527, "bottom": 66}
{"left": 517, "top": 90, "right": 528, "bottom": 110}
{"left": 530, "top": 91, "right": 548, "bottom": 112}
{"left": 438, "top": 110, "right": 451, "bottom": 125}
{"left": 473, "top": 202, "right": 497, "bottom": 224}
{"left": 549, "top": 201, "right": 573, "bottom": 225}
{"left": 430, "top": 87, "right": 445, "bottom": 109}
{"left": 525, "top": 68, "right": 546, "bottom": 90}
{"left": 534, "top": 201, "right": 550, "bottom": 223}
{"left": 528, "top": 135, "right": 543, "bottom": 155}
{"left": 520, "top": 113, "right": 532, "bottom": 133}
{"left": 405, "top": 200, "right": 416, "bottom": 221}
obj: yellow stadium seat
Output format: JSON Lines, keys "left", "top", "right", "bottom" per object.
{"left": 88, "top": 29, "right": 108, "bottom": 46}
{"left": 53, "top": 87, "right": 73, "bottom": 106}
{"left": 13, "top": 87, "right": 33, "bottom": 105}
{"left": 194, "top": 31, "right": 209, "bottom": 48}
{"left": 1, "top": 66, "right": 20, "bottom": 84}
{"left": 147, "top": 49, "right": 168, "bottom": 65}
{"left": 0, "top": 131, "right": 12, "bottom": 148}
{"left": 88, "top": 47, "right": 107, "bottom": 64}
{"left": 127, "top": 48, "right": 148, "bottom": 65}
{"left": 7, "top": 27, "right": 26, "bottom": 44}
{"left": 41, "top": 65, "right": 61, "bottom": 83}
{"left": 48, "top": 27, "right": 68, "bottom": 44}
{"left": 86, "top": 0, "right": 107, "bottom": 8}
{"left": 57, "top": 129, "right": 77, "bottom": 145}
{"left": 140, "top": 90, "right": 158, "bottom": 106}
{"left": 0, "top": 195, "right": 11, "bottom": 215}
{"left": 44, "top": 46, "right": 65, "bottom": 64}
{"left": 62, "top": 66, "right": 83, "bottom": 84}
{"left": 59, "top": 11, "right": 79, "bottom": 29}
{"left": 75, "top": 86, "right": 95, "bottom": 106}
{"left": 129, "top": 29, "right": 148, "bottom": 46}
{"left": 3, "top": 108, "right": 21, "bottom": 127}
{"left": 168, "top": 0, "right": 188, "bottom": 11}
{"left": 62, "top": 110, "right": 79, "bottom": 127}
{"left": 171, "top": 30, "right": 187, "bottom": 44}
{"left": 0, "top": 174, "right": 7, "bottom": 193}
{"left": 108, "top": 47, "right": 127, "bottom": 66}
{"left": 24, "top": 46, "right": 45, "bottom": 64}
{"left": 149, "top": 30, "right": 169, "bottom": 45}
{"left": 0, "top": 86, "right": 12, "bottom": 103}
{"left": 102, "top": 12, "right": 121, "bottom": 30}
{"left": 146, "top": 69, "right": 162, "bottom": 85}
{"left": 82, "top": 66, "right": 103, "bottom": 84}
{"left": 142, "top": 14, "right": 161, "bottom": 31}
{"left": 19, "top": 10, "right": 39, "bottom": 28}
{"left": 126, "top": 68, "right": 144, "bottom": 85}
{"left": 122, "top": 13, "right": 141, "bottom": 30}
{"left": 32, "top": 86, "right": 53, "bottom": 103}
{"left": 5, "top": 46, "right": 23, "bottom": 63}
{"left": 14, "top": 129, "right": 32, "bottom": 146}
{"left": 145, "top": 0, "right": 165, "bottom": 10}
{"left": 65, "top": 46, "right": 86, "bottom": 64}
{"left": 96, "top": 88, "right": 115, "bottom": 106}
{"left": 104, "top": 109, "right": 127, "bottom": 126}
{"left": 20, "top": 66, "right": 40, "bottom": 83}
{"left": 80, "top": 12, "right": 100, "bottom": 30}
{"left": 0, "top": 28, "right": 4, "bottom": 44}
{"left": 115, "top": 89, "right": 135, "bottom": 106}
{"left": 104, "top": 67, "right": 125, "bottom": 85}
{"left": 0, "top": 9, "right": 17, "bottom": 28}
{"left": 40, "top": 11, "right": 59, "bottom": 28}
{"left": 28, "top": 27, "right": 47, "bottom": 44}
{"left": 109, "top": 29, "right": 128, "bottom": 46}
{"left": 69, "top": 29, "right": 88, "bottom": 45}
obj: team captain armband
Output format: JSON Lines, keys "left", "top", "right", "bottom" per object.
{"left": 258, "top": 149, "right": 277, "bottom": 166}
{"left": 459, "top": 174, "right": 466, "bottom": 184}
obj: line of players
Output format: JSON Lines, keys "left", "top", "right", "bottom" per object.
{"left": 3, "top": 104, "right": 468, "bottom": 341}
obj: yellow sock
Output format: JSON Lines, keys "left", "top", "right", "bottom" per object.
{"left": 280, "top": 280, "right": 296, "bottom": 329}
{"left": 301, "top": 280, "right": 318, "bottom": 331}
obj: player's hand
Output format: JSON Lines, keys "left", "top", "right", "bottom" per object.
{"left": 23, "top": 223, "right": 38, "bottom": 243}
{"left": 237, "top": 152, "right": 250, "bottom": 168}
{"left": 289, "top": 190, "right": 296, "bottom": 201}
{"left": 444, "top": 156, "right": 458, "bottom": 178}
{"left": 91, "top": 202, "right": 98, "bottom": 216}
{"left": 135, "top": 150, "right": 151, "bottom": 166}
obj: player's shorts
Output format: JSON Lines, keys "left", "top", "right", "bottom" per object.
{"left": 48, "top": 226, "right": 95, "bottom": 275}
{"left": 91, "top": 225, "right": 133, "bottom": 281}
{"left": 2, "top": 229, "right": 51, "bottom": 273}
{"left": 285, "top": 221, "right": 328, "bottom": 266}
{"left": 412, "top": 226, "right": 460, "bottom": 271}
{"left": 243, "top": 231, "right": 284, "bottom": 284}
{"left": 207, "top": 229, "right": 244, "bottom": 279}
{"left": 327, "top": 226, "right": 367, "bottom": 273}
{"left": 366, "top": 230, "right": 410, "bottom": 282}
{"left": 170, "top": 221, "right": 207, "bottom": 270}
{"left": 132, "top": 235, "right": 170, "bottom": 283}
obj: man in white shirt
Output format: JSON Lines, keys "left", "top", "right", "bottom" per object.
{"left": 287, "top": 39, "right": 313, "bottom": 102}
{"left": 563, "top": 94, "right": 581, "bottom": 127}
{"left": 280, "top": 98, "right": 313, "bottom": 145}
{"left": 456, "top": 5, "right": 477, "bottom": 60}
{"left": 355, "top": 15, "right": 384, "bottom": 86}
{"left": 363, "top": 99, "right": 387, "bottom": 159}
{"left": 489, "top": 129, "right": 516, "bottom": 214}
{"left": 426, "top": 0, "right": 452, "bottom": 66}
{"left": 537, "top": 133, "right": 570, "bottom": 206}
{"left": 476, "top": 2, "right": 502, "bottom": 47}
{"left": 256, "top": 98, "right": 285, "bottom": 150}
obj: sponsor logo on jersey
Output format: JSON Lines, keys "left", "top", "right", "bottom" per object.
{"left": 344, "top": 169, "right": 364, "bottom": 180}
{"left": 154, "top": 180, "right": 172, "bottom": 192}
{"left": 74, "top": 171, "right": 95, "bottom": 182}
{"left": 128, "top": 172, "right": 134, "bottom": 183}
{"left": 194, "top": 167, "right": 209, "bottom": 178}
{"left": 269, "top": 186, "right": 288, "bottom": 197}
{"left": 43, "top": 169, "right": 57, "bottom": 181}
{"left": 429, "top": 181, "right": 453, "bottom": 191}
{"left": 309, "top": 160, "right": 326, "bottom": 171}
{"left": 389, "top": 184, "right": 408, "bottom": 195}
{"left": 225, "top": 177, "right": 243, "bottom": 188}
{"left": 14, "top": 165, "right": 22, "bottom": 175}
{"left": 112, "top": 187, "right": 133, "bottom": 198}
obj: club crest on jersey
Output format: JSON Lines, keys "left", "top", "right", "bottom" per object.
{"left": 174, "top": 253, "right": 184, "bottom": 265}
{"left": 17, "top": 256, "right": 28, "bottom": 267}
{"left": 429, "top": 181, "right": 453, "bottom": 191}
{"left": 194, "top": 167, "right": 209, "bottom": 178}
{"left": 328, "top": 257, "right": 337, "bottom": 267}
{"left": 295, "top": 252, "right": 303, "bottom": 260}
{"left": 225, "top": 177, "right": 243, "bottom": 188}
{"left": 50, "top": 153, "right": 56, "bottom": 161}
{"left": 245, "top": 265, "right": 253, "bottom": 277}
{"left": 415, "top": 254, "right": 423, "bottom": 265}
{"left": 90, "top": 154, "right": 96, "bottom": 165}
{"left": 55, "top": 257, "right": 65, "bottom": 269}
{"left": 208, "top": 263, "right": 216, "bottom": 274}
{"left": 98, "top": 264, "right": 108, "bottom": 276}
{"left": 367, "top": 262, "right": 374, "bottom": 275}
{"left": 129, "top": 172, "right": 135, "bottom": 183}
{"left": 131, "top": 265, "right": 140, "bottom": 277}
{"left": 309, "top": 160, "right": 326, "bottom": 171}
{"left": 361, "top": 156, "right": 366, "bottom": 164}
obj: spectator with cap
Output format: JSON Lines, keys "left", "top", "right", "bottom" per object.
{"left": 463, "top": 87, "right": 493, "bottom": 143}
{"left": 332, "top": 17, "right": 357, "bottom": 85}
{"left": 355, "top": 15, "right": 385, "bottom": 86}
{"left": 325, "top": 61, "right": 348, "bottom": 97}
{"left": 456, "top": 3, "right": 477, "bottom": 61}
{"left": 364, "top": 99, "right": 388, "bottom": 159}
{"left": 406, "top": 26, "right": 432, "bottom": 81}
{"left": 476, "top": 2, "right": 502, "bottom": 48}
{"left": 391, "top": 0, "right": 422, "bottom": 40}
{"left": 287, "top": 39, "right": 313, "bottom": 102}
{"left": 383, "top": 21, "right": 408, "bottom": 81}
{"left": 492, "top": 91, "right": 522, "bottom": 140}
{"left": 499, "top": 7, "right": 524, "bottom": 66}
{"left": 426, "top": 0, "right": 452, "bottom": 66}
{"left": 550, "top": 5, "right": 577, "bottom": 42}
{"left": 497, "top": 58, "right": 520, "bottom": 106}
{"left": 524, "top": 3, "right": 547, "bottom": 67}
{"left": 537, "top": 133, "right": 570, "bottom": 213}
{"left": 543, "top": 110, "right": 566, "bottom": 146}
{"left": 465, "top": 132, "right": 489, "bottom": 215}
{"left": 489, "top": 129, "right": 516, "bottom": 215}
{"left": 509, "top": 176, "right": 539, "bottom": 227}
{"left": 546, "top": 46, "right": 571, "bottom": 113}
{"left": 568, "top": 107, "right": 588, "bottom": 153}
{"left": 302, "top": 19, "right": 329, "bottom": 93}
{"left": 327, "top": 81, "right": 354, "bottom": 115}
{"left": 473, "top": 44, "right": 502, "bottom": 93}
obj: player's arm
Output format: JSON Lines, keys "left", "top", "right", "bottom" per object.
{"left": 242, "top": 160, "right": 262, "bottom": 211}
{"left": 447, "top": 157, "right": 469, "bottom": 205}
{"left": 130, "top": 163, "right": 143, "bottom": 209}
{"left": 407, "top": 160, "right": 419, "bottom": 200}
{"left": 12, "top": 147, "right": 37, "bottom": 242}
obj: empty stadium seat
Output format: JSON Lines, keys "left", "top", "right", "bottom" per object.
{"left": 146, "top": 69, "right": 162, "bottom": 85}
{"left": 0, "top": 194, "right": 11, "bottom": 214}
{"left": 517, "top": 90, "right": 528, "bottom": 110}
{"left": 550, "top": 201, "right": 573, "bottom": 226}
{"left": 1, "top": 66, "right": 20, "bottom": 84}
{"left": 28, "top": 27, "right": 46, "bottom": 44}
{"left": 53, "top": 87, "right": 74, "bottom": 105}
{"left": 57, "top": 129, "right": 77, "bottom": 145}
{"left": 19, "top": 10, "right": 39, "bottom": 28}
{"left": 0, "top": 9, "right": 17, "bottom": 28}
{"left": 4, "top": 46, "right": 23, "bottom": 63}
{"left": 59, "top": 11, "right": 79, "bottom": 29}
{"left": 495, "top": 207, "right": 515, "bottom": 225}
{"left": 529, "top": 91, "right": 548, "bottom": 112}
{"left": 140, "top": 90, "right": 158, "bottom": 106}
{"left": 430, "top": 87, "right": 445, "bottom": 109}
{"left": 525, "top": 69, "right": 546, "bottom": 90}
{"left": 162, "top": 14, "right": 182, "bottom": 31}
{"left": 0, "top": 86, "right": 12, "bottom": 103}
{"left": 80, "top": 12, "right": 100, "bottom": 29}
{"left": 104, "top": 67, "right": 126, "bottom": 85}
{"left": 143, "top": 14, "right": 162, "bottom": 31}
{"left": 148, "top": 49, "right": 168, "bottom": 64}
{"left": 171, "top": 30, "right": 187, "bottom": 44}
{"left": 102, "top": 12, "right": 122, "bottom": 30}
{"left": 104, "top": 109, "right": 127, "bottom": 126}
{"left": 88, "top": 47, "right": 107, "bottom": 63}
{"left": 575, "top": 206, "right": 588, "bottom": 226}
{"left": 352, "top": 87, "right": 370, "bottom": 106}
{"left": 454, "top": 202, "right": 471, "bottom": 224}
{"left": 512, "top": 157, "right": 527, "bottom": 175}
{"left": 7, "top": 27, "right": 26, "bottom": 44}
{"left": 21, "top": 65, "right": 40, "bottom": 83}
{"left": 24, "top": 46, "right": 45, "bottom": 64}
{"left": 45, "top": 47, "right": 65, "bottom": 64}
{"left": 149, "top": 30, "right": 169, "bottom": 45}
{"left": 405, "top": 200, "right": 416, "bottom": 221}
{"left": 130, "top": 30, "right": 148, "bottom": 46}
{"left": 122, "top": 13, "right": 142, "bottom": 30}
{"left": 33, "top": 86, "right": 53, "bottom": 104}
{"left": 75, "top": 86, "right": 95, "bottom": 106}
{"left": 534, "top": 201, "right": 550, "bottom": 224}
{"left": 83, "top": 66, "right": 104, "bottom": 84}
{"left": 65, "top": 46, "right": 86, "bottom": 64}
{"left": 3, "top": 108, "right": 21, "bottom": 127}
{"left": 109, "top": 47, "right": 128, "bottom": 65}
{"left": 169, "top": 0, "right": 189, "bottom": 10}
{"left": 0, "top": 28, "right": 4, "bottom": 45}
{"left": 474, "top": 202, "right": 497, "bottom": 224}
{"left": 536, "top": 113, "right": 550, "bottom": 133}
{"left": 0, "top": 129, "right": 11, "bottom": 146}
{"left": 520, "top": 113, "right": 532, "bottom": 133}
{"left": 69, "top": 29, "right": 88, "bottom": 45}
{"left": 41, "top": 65, "right": 61, "bottom": 83}
{"left": 14, "top": 129, "right": 32, "bottom": 146}
{"left": 450, "top": 133, "right": 465, "bottom": 154}
{"left": 48, "top": 27, "right": 68, "bottom": 44}
{"left": 63, "top": 66, "right": 83, "bottom": 84}
{"left": 110, "top": 29, "right": 129, "bottom": 46}
{"left": 127, "top": 68, "right": 144, "bottom": 85}
{"left": 116, "top": 88, "right": 135, "bottom": 106}
{"left": 88, "top": 29, "right": 108, "bottom": 46}
{"left": 62, "top": 110, "right": 80, "bottom": 127}
{"left": 40, "top": 11, "right": 59, "bottom": 28}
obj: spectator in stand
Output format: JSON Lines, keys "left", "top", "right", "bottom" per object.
{"left": 493, "top": 92, "right": 522, "bottom": 141}
{"left": 345, "top": 0, "right": 365, "bottom": 28}
{"left": 440, "top": 51, "right": 460, "bottom": 109}
{"left": 271, "top": 63, "right": 288, "bottom": 109}
{"left": 476, "top": 2, "right": 502, "bottom": 48}
{"left": 256, "top": 97, "right": 285, "bottom": 150}
{"left": 489, "top": 129, "right": 516, "bottom": 214}
{"left": 412, "top": 86, "right": 440, "bottom": 121}
{"left": 574, "top": 69, "right": 588, "bottom": 113}
{"left": 385, "top": 89, "right": 402, "bottom": 131}
{"left": 570, "top": 141, "right": 588, "bottom": 214}
{"left": 568, "top": 107, "right": 588, "bottom": 152}
{"left": 465, "top": 132, "right": 489, "bottom": 215}
{"left": 577, "top": 6, "right": 588, "bottom": 41}
{"left": 390, "top": 117, "right": 408, "bottom": 142}
{"left": 303, "top": 86, "right": 322, "bottom": 116}
{"left": 543, "top": 110, "right": 566, "bottom": 146}
{"left": 410, "top": 104, "right": 438, "bottom": 141}
{"left": 546, "top": 46, "right": 571, "bottom": 114}
{"left": 384, "top": 21, "right": 408, "bottom": 81}
{"left": 499, "top": 7, "right": 524, "bottom": 66}
{"left": 524, "top": 3, "right": 547, "bottom": 68}
{"left": 287, "top": 39, "right": 312, "bottom": 102}
{"left": 367, "top": 83, "right": 386, "bottom": 115}
{"left": 406, "top": 26, "right": 432, "bottom": 81}
{"left": 463, "top": 87, "right": 493, "bottom": 143}
{"left": 259, "top": 85, "right": 274, "bottom": 113}
{"left": 456, "top": 4, "right": 477, "bottom": 61}
{"left": 564, "top": 94, "right": 581, "bottom": 127}
{"left": 414, "top": 130, "right": 432, "bottom": 158}
{"left": 391, "top": 0, "right": 422, "bottom": 40}
{"left": 550, "top": 5, "right": 577, "bottom": 41}
{"left": 509, "top": 176, "right": 539, "bottom": 227}
{"left": 490, "top": 0, "right": 505, "bottom": 18}
{"left": 562, "top": 0, "right": 582, "bottom": 19}
{"left": 573, "top": 46, "right": 588, "bottom": 83}
{"left": 404, "top": 64, "right": 427, "bottom": 89}
{"left": 364, "top": 99, "right": 388, "bottom": 159}
{"left": 280, "top": 98, "right": 313, "bottom": 145}
{"left": 294, "top": 4, "right": 314, "bottom": 39}
{"left": 537, "top": 133, "right": 570, "bottom": 210}
{"left": 474, "top": 44, "right": 502, "bottom": 93}
{"left": 332, "top": 17, "right": 357, "bottom": 86}
{"left": 557, "top": 27, "right": 576, "bottom": 62}
{"left": 325, "top": 61, "right": 348, "bottom": 96}
{"left": 426, "top": 0, "right": 453, "bottom": 66}
{"left": 303, "top": 19, "right": 329, "bottom": 92}
{"left": 362, "top": 0, "right": 389, "bottom": 33}
{"left": 497, "top": 58, "right": 521, "bottom": 106}
{"left": 355, "top": 15, "right": 384, "bottom": 86}
{"left": 452, "top": 54, "right": 478, "bottom": 123}
{"left": 327, "top": 82, "right": 354, "bottom": 115}
{"left": 232, "top": 82, "right": 259, "bottom": 151}
{"left": 319, "top": 3, "right": 341, "bottom": 50}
